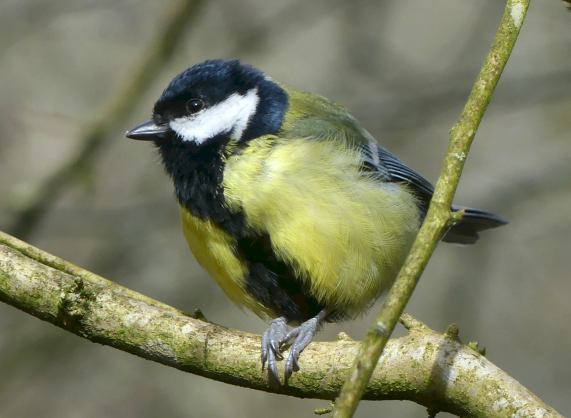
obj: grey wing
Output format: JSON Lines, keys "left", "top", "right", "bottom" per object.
{"left": 360, "top": 141, "right": 434, "bottom": 209}
{"left": 359, "top": 141, "right": 507, "bottom": 243}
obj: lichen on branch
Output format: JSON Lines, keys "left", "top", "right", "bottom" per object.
{"left": 0, "top": 231, "right": 562, "bottom": 417}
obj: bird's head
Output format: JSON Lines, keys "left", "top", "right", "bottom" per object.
{"left": 126, "top": 60, "right": 288, "bottom": 147}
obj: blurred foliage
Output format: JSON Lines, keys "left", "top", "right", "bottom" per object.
{"left": 0, "top": 1, "right": 570, "bottom": 417}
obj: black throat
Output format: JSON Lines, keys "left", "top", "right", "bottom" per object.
{"left": 149, "top": 62, "right": 333, "bottom": 322}
{"left": 154, "top": 76, "right": 288, "bottom": 236}
{"left": 156, "top": 133, "right": 246, "bottom": 236}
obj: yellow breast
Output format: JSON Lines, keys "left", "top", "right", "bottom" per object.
{"left": 222, "top": 137, "right": 420, "bottom": 315}
{"left": 179, "top": 208, "right": 272, "bottom": 318}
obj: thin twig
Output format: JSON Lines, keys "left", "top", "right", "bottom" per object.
{"left": 0, "top": 230, "right": 561, "bottom": 417}
{"left": 332, "top": 1, "right": 531, "bottom": 416}
{"left": 7, "top": 0, "right": 206, "bottom": 239}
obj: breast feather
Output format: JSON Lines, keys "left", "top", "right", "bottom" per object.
{"left": 223, "top": 138, "right": 420, "bottom": 314}
{"left": 179, "top": 208, "right": 271, "bottom": 317}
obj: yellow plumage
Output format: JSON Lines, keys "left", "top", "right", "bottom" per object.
{"left": 179, "top": 208, "right": 273, "bottom": 318}
{"left": 225, "top": 137, "right": 419, "bottom": 315}
{"left": 126, "top": 60, "right": 505, "bottom": 382}
{"left": 180, "top": 128, "right": 420, "bottom": 318}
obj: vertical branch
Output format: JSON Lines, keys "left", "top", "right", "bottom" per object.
{"left": 8, "top": 0, "right": 206, "bottom": 239}
{"left": 333, "top": 1, "right": 530, "bottom": 417}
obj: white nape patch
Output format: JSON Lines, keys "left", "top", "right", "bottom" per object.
{"left": 170, "top": 88, "right": 259, "bottom": 144}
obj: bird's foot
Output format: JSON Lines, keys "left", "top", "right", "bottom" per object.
{"left": 281, "top": 314, "right": 323, "bottom": 383}
{"left": 261, "top": 316, "right": 290, "bottom": 387}
{"left": 261, "top": 310, "right": 327, "bottom": 386}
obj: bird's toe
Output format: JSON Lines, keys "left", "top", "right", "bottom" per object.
{"left": 261, "top": 317, "right": 291, "bottom": 385}
{"left": 283, "top": 317, "right": 320, "bottom": 383}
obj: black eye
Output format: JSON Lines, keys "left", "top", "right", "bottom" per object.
{"left": 185, "top": 98, "right": 204, "bottom": 114}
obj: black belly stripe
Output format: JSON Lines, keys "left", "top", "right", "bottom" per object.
{"left": 158, "top": 134, "right": 325, "bottom": 323}
{"left": 237, "top": 233, "right": 325, "bottom": 324}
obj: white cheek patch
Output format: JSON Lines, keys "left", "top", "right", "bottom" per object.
{"left": 169, "top": 88, "right": 260, "bottom": 144}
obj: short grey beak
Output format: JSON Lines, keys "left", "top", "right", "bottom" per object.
{"left": 126, "top": 120, "right": 171, "bottom": 141}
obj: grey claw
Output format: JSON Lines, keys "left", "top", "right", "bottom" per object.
{"left": 284, "top": 340, "right": 301, "bottom": 383}
{"left": 270, "top": 340, "right": 283, "bottom": 360}
{"left": 262, "top": 311, "right": 327, "bottom": 385}
{"left": 261, "top": 332, "right": 269, "bottom": 370}
{"left": 283, "top": 315, "right": 322, "bottom": 384}
{"left": 267, "top": 348, "right": 281, "bottom": 388}
{"left": 261, "top": 317, "right": 291, "bottom": 384}
{"left": 291, "top": 354, "right": 300, "bottom": 372}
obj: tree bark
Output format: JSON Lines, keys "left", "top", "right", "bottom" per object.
{"left": 0, "top": 231, "right": 561, "bottom": 417}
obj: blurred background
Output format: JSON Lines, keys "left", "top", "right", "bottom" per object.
{"left": 0, "top": 0, "right": 569, "bottom": 417}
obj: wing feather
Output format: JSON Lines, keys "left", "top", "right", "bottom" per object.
{"left": 283, "top": 89, "right": 435, "bottom": 205}
{"left": 360, "top": 141, "right": 434, "bottom": 201}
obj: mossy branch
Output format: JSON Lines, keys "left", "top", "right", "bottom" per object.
{"left": 333, "top": 1, "right": 531, "bottom": 416}
{"left": 0, "top": 231, "right": 562, "bottom": 417}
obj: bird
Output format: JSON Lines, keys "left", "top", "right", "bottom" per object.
{"left": 125, "top": 59, "right": 506, "bottom": 386}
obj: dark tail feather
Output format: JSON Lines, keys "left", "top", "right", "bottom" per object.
{"left": 442, "top": 206, "right": 508, "bottom": 244}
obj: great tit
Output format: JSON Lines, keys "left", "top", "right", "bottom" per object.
{"left": 126, "top": 59, "right": 506, "bottom": 385}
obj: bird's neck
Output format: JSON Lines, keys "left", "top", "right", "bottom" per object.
{"left": 157, "top": 134, "right": 246, "bottom": 234}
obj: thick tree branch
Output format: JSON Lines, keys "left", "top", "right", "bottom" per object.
{"left": 0, "top": 231, "right": 562, "bottom": 417}
{"left": 333, "top": 1, "right": 531, "bottom": 416}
